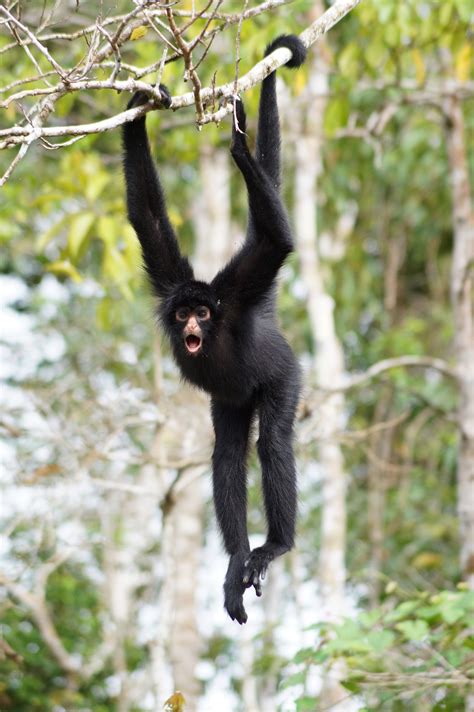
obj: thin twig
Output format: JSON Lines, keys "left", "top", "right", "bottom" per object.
{"left": 0, "top": 141, "right": 30, "bottom": 186}
{"left": 0, "top": 5, "right": 67, "bottom": 78}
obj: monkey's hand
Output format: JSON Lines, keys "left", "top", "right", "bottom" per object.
{"left": 242, "top": 547, "right": 275, "bottom": 596}
{"left": 224, "top": 552, "right": 249, "bottom": 624}
{"left": 126, "top": 84, "right": 172, "bottom": 111}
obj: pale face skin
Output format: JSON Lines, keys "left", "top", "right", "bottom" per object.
{"left": 175, "top": 305, "right": 211, "bottom": 356}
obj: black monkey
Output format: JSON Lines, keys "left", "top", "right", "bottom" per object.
{"left": 123, "top": 35, "right": 306, "bottom": 624}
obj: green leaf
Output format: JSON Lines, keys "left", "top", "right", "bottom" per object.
{"left": 439, "top": 598, "right": 467, "bottom": 624}
{"left": 366, "top": 39, "right": 387, "bottom": 69}
{"left": 338, "top": 42, "right": 360, "bottom": 79}
{"left": 359, "top": 610, "right": 382, "bottom": 628}
{"left": 395, "top": 619, "right": 429, "bottom": 641}
{"left": 85, "top": 172, "right": 109, "bottom": 201}
{"left": 37, "top": 215, "right": 68, "bottom": 251}
{"left": 440, "top": 2, "right": 453, "bottom": 26}
{"left": 376, "top": 0, "right": 395, "bottom": 24}
{"left": 385, "top": 600, "right": 420, "bottom": 623}
{"left": 341, "top": 673, "right": 365, "bottom": 693}
{"left": 324, "top": 97, "right": 349, "bottom": 135}
{"left": 293, "top": 647, "right": 317, "bottom": 664}
{"left": 46, "top": 260, "right": 82, "bottom": 282}
{"left": 454, "top": 0, "right": 473, "bottom": 22}
{"left": 366, "top": 630, "right": 396, "bottom": 652}
{"left": 280, "top": 670, "right": 306, "bottom": 689}
{"left": 385, "top": 24, "right": 400, "bottom": 47}
{"left": 130, "top": 26, "right": 148, "bottom": 41}
{"left": 68, "top": 212, "right": 95, "bottom": 260}
{"left": 296, "top": 697, "right": 318, "bottom": 712}
{"left": 97, "top": 216, "right": 117, "bottom": 247}
{"left": 96, "top": 298, "right": 112, "bottom": 330}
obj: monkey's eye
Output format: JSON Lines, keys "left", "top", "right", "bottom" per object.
{"left": 176, "top": 307, "right": 190, "bottom": 322}
{"left": 196, "top": 306, "right": 211, "bottom": 321}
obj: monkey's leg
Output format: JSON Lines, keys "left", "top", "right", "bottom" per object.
{"left": 211, "top": 399, "right": 254, "bottom": 624}
{"left": 243, "top": 369, "right": 300, "bottom": 590}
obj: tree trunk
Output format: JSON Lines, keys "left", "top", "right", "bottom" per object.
{"left": 167, "top": 465, "right": 207, "bottom": 710}
{"left": 444, "top": 96, "right": 474, "bottom": 590}
{"left": 158, "top": 144, "right": 232, "bottom": 710}
{"left": 293, "top": 41, "right": 349, "bottom": 707}
{"left": 443, "top": 93, "right": 474, "bottom": 712}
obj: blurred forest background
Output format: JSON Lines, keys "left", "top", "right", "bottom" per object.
{"left": 0, "top": 0, "right": 473, "bottom": 710}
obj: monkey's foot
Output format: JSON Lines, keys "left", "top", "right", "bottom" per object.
{"left": 242, "top": 547, "right": 275, "bottom": 596}
{"left": 127, "top": 84, "right": 172, "bottom": 110}
{"left": 224, "top": 553, "right": 249, "bottom": 625}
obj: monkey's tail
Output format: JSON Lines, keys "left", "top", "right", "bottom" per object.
{"left": 264, "top": 34, "right": 307, "bottom": 69}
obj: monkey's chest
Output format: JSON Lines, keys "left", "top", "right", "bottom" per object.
{"left": 176, "top": 342, "right": 255, "bottom": 405}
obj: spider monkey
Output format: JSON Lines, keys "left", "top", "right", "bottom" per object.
{"left": 123, "top": 35, "right": 306, "bottom": 624}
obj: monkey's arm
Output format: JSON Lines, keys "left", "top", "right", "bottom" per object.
{"left": 255, "top": 35, "right": 306, "bottom": 188}
{"left": 122, "top": 88, "right": 193, "bottom": 298}
{"left": 213, "top": 36, "right": 306, "bottom": 306}
{"left": 247, "top": 34, "right": 306, "bottom": 240}
{"left": 212, "top": 98, "right": 293, "bottom": 307}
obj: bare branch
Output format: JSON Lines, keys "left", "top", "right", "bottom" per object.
{"left": 0, "top": 141, "right": 30, "bottom": 186}
{"left": 321, "top": 355, "right": 458, "bottom": 394}
{"left": 0, "top": 0, "right": 362, "bottom": 181}
{"left": 0, "top": 0, "right": 292, "bottom": 56}
{"left": 0, "top": 565, "right": 80, "bottom": 675}
{"left": 0, "top": 5, "right": 67, "bottom": 78}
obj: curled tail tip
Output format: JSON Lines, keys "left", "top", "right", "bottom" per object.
{"left": 264, "top": 34, "right": 307, "bottom": 69}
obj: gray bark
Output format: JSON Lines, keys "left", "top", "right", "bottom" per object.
{"left": 292, "top": 35, "right": 350, "bottom": 707}
{"left": 444, "top": 96, "right": 474, "bottom": 589}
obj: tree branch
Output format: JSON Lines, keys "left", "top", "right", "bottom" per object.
{"left": 320, "top": 355, "right": 458, "bottom": 394}
{"left": 0, "top": 558, "right": 80, "bottom": 675}
{"left": 0, "top": 0, "right": 362, "bottom": 152}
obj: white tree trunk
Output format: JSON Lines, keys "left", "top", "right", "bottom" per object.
{"left": 101, "top": 465, "right": 161, "bottom": 711}
{"left": 293, "top": 46, "right": 350, "bottom": 708}
{"left": 154, "top": 144, "right": 232, "bottom": 711}
{"left": 444, "top": 96, "right": 474, "bottom": 591}
{"left": 193, "top": 144, "right": 233, "bottom": 280}
{"left": 167, "top": 464, "right": 208, "bottom": 710}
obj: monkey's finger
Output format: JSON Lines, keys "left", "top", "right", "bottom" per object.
{"left": 254, "top": 579, "right": 263, "bottom": 597}
{"left": 158, "top": 84, "right": 172, "bottom": 108}
{"left": 242, "top": 566, "right": 255, "bottom": 586}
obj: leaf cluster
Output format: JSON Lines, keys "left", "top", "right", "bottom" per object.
{"left": 282, "top": 586, "right": 474, "bottom": 710}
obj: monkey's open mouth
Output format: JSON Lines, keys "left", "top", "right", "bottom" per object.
{"left": 185, "top": 335, "right": 202, "bottom": 355}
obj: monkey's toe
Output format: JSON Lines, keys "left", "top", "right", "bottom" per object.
{"left": 242, "top": 547, "right": 273, "bottom": 593}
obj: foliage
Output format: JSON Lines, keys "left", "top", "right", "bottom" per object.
{"left": 282, "top": 586, "right": 474, "bottom": 710}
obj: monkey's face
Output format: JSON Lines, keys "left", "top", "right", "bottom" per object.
{"left": 160, "top": 280, "right": 219, "bottom": 358}
{"left": 175, "top": 305, "right": 211, "bottom": 356}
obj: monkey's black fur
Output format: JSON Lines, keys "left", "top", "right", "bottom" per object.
{"left": 123, "top": 34, "right": 306, "bottom": 624}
